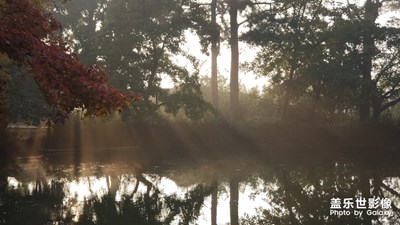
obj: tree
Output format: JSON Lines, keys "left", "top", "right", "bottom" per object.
{"left": 244, "top": 0, "right": 400, "bottom": 123}
{"left": 229, "top": 0, "right": 240, "bottom": 120}
{"left": 326, "top": 0, "right": 400, "bottom": 122}
{"left": 0, "top": 53, "right": 9, "bottom": 128}
{"left": 0, "top": 0, "right": 134, "bottom": 126}
{"left": 360, "top": 0, "right": 379, "bottom": 121}
{"left": 54, "top": 0, "right": 213, "bottom": 123}
{"left": 364, "top": 1, "right": 400, "bottom": 120}
{"left": 53, "top": 0, "right": 101, "bottom": 65}
{"left": 244, "top": 0, "right": 332, "bottom": 120}
{"left": 6, "top": 66, "right": 51, "bottom": 125}
{"left": 211, "top": 0, "right": 220, "bottom": 109}
{"left": 210, "top": 0, "right": 269, "bottom": 121}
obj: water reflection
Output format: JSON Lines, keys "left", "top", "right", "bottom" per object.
{"left": 0, "top": 157, "right": 399, "bottom": 224}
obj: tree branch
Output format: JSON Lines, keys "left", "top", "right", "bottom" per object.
{"left": 375, "top": 52, "right": 398, "bottom": 82}
{"left": 383, "top": 87, "right": 400, "bottom": 99}
{"left": 382, "top": 79, "right": 400, "bottom": 99}
{"left": 380, "top": 182, "right": 400, "bottom": 198}
{"left": 380, "top": 96, "right": 400, "bottom": 112}
{"left": 238, "top": 18, "right": 250, "bottom": 26}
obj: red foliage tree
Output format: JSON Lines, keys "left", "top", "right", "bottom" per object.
{"left": 0, "top": 0, "right": 138, "bottom": 123}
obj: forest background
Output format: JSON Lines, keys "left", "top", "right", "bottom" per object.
{"left": 2, "top": 0, "right": 400, "bottom": 138}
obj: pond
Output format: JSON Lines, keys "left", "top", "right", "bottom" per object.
{"left": 1, "top": 151, "right": 399, "bottom": 225}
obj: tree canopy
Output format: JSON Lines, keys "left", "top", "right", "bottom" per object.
{"left": 244, "top": 0, "right": 400, "bottom": 123}
{"left": 52, "top": 0, "right": 214, "bottom": 123}
{"left": 0, "top": 0, "right": 136, "bottom": 125}
{"left": 2, "top": 0, "right": 400, "bottom": 125}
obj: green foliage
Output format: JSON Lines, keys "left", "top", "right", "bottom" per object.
{"left": 201, "top": 76, "right": 277, "bottom": 123}
{"left": 6, "top": 66, "right": 51, "bottom": 125}
{"left": 244, "top": 0, "right": 337, "bottom": 121}
{"left": 54, "top": 0, "right": 212, "bottom": 123}
{"left": 6, "top": 0, "right": 398, "bottom": 125}
{"left": 243, "top": 0, "right": 400, "bottom": 123}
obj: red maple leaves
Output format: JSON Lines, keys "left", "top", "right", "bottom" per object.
{"left": 0, "top": 0, "right": 139, "bottom": 122}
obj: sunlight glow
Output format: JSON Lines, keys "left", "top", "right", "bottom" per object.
{"left": 168, "top": 31, "right": 269, "bottom": 92}
{"left": 197, "top": 180, "right": 271, "bottom": 225}
{"left": 66, "top": 177, "right": 108, "bottom": 201}
{"left": 7, "top": 177, "right": 19, "bottom": 189}
{"left": 159, "top": 177, "right": 180, "bottom": 195}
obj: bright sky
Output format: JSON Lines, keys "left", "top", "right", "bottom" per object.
{"left": 162, "top": 31, "right": 268, "bottom": 91}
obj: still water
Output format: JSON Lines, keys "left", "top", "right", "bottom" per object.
{"left": 1, "top": 154, "right": 399, "bottom": 225}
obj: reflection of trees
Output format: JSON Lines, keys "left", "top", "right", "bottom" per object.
{"left": 0, "top": 180, "right": 72, "bottom": 225}
{"left": 242, "top": 163, "right": 400, "bottom": 225}
{"left": 230, "top": 175, "right": 239, "bottom": 225}
{"left": 2, "top": 159, "right": 399, "bottom": 225}
{"left": 227, "top": 168, "right": 247, "bottom": 225}
{"left": 211, "top": 179, "right": 218, "bottom": 225}
{"left": 106, "top": 167, "right": 153, "bottom": 197}
{"left": 77, "top": 165, "right": 212, "bottom": 224}
{"left": 0, "top": 173, "right": 212, "bottom": 225}
{"left": 77, "top": 184, "right": 212, "bottom": 225}
{"left": 0, "top": 159, "right": 214, "bottom": 225}
{"left": 373, "top": 176, "right": 400, "bottom": 224}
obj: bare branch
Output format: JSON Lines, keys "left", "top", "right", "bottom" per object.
{"left": 375, "top": 53, "right": 398, "bottom": 82}
{"left": 380, "top": 96, "right": 400, "bottom": 112}
{"left": 382, "top": 79, "right": 400, "bottom": 98}
{"left": 238, "top": 18, "right": 250, "bottom": 26}
{"left": 380, "top": 182, "right": 400, "bottom": 198}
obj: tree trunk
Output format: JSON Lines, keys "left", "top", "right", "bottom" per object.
{"left": 230, "top": 0, "right": 239, "bottom": 120}
{"left": 230, "top": 176, "right": 239, "bottom": 225}
{"left": 360, "top": 0, "right": 379, "bottom": 122}
{"left": 281, "top": 67, "right": 295, "bottom": 119}
{"left": 372, "top": 107, "right": 381, "bottom": 121}
{"left": 310, "top": 83, "right": 321, "bottom": 123}
{"left": 0, "top": 66, "right": 8, "bottom": 129}
{"left": 211, "top": 0, "right": 219, "bottom": 108}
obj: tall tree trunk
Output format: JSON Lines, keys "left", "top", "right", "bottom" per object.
{"left": 281, "top": 67, "right": 295, "bottom": 119}
{"left": 372, "top": 107, "right": 381, "bottom": 121}
{"left": 309, "top": 83, "right": 321, "bottom": 123}
{"left": 230, "top": 176, "right": 239, "bottom": 225}
{"left": 211, "top": 0, "right": 219, "bottom": 108}
{"left": 0, "top": 66, "right": 8, "bottom": 129}
{"left": 230, "top": 0, "right": 239, "bottom": 120}
{"left": 360, "top": 0, "right": 379, "bottom": 122}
